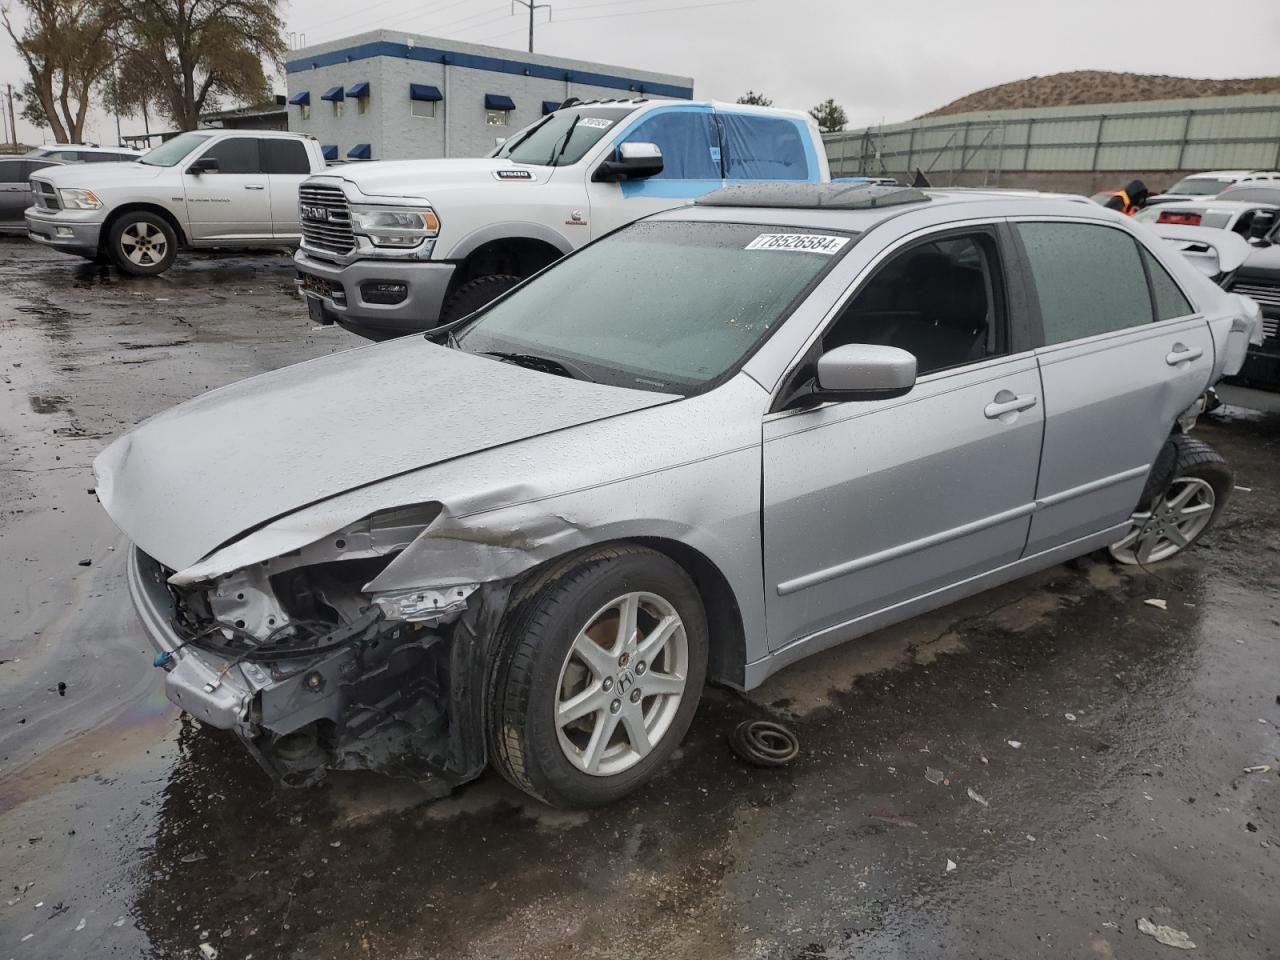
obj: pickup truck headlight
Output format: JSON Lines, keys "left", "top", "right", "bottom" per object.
{"left": 58, "top": 188, "right": 103, "bottom": 210}
{"left": 350, "top": 204, "right": 440, "bottom": 249}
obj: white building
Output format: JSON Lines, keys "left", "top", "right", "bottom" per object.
{"left": 285, "top": 30, "right": 694, "bottom": 162}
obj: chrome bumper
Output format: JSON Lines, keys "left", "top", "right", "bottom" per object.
{"left": 24, "top": 209, "right": 103, "bottom": 256}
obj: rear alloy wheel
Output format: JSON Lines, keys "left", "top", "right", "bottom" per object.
{"left": 489, "top": 546, "right": 708, "bottom": 807}
{"left": 1110, "top": 436, "right": 1232, "bottom": 564}
{"left": 108, "top": 212, "right": 177, "bottom": 276}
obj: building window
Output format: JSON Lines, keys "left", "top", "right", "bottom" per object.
{"left": 485, "top": 109, "right": 509, "bottom": 126}
{"left": 412, "top": 99, "right": 436, "bottom": 119}
{"left": 301, "top": 104, "right": 311, "bottom": 121}
{"left": 484, "top": 94, "right": 515, "bottom": 126}
{"left": 334, "top": 100, "right": 344, "bottom": 118}
{"left": 358, "top": 98, "right": 369, "bottom": 115}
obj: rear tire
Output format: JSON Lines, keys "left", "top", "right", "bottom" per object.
{"left": 107, "top": 212, "right": 177, "bottom": 276}
{"left": 488, "top": 546, "right": 708, "bottom": 808}
{"left": 438, "top": 274, "right": 521, "bottom": 324}
{"left": 1109, "top": 435, "right": 1232, "bottom": 564}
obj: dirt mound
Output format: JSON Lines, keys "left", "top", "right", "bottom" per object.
{"left": 921, "top": 71, "right": 1280, "bottom": 118}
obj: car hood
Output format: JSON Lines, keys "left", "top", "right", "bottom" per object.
{"left": 94, "top": 338, "right": 674, "bottom": 571}
{"left": 32, "top": 161, "right": 165, "bottom": 188}
{"left": 1235, "top": 242, "right": 1280, "bottom": 282}
{"left": 322, "top": 158, "right": 553, "bottom": 199}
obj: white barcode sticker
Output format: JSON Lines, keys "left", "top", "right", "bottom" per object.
{"left": 578, "top": 117, "right": 613, "bottom": 129}
{"left": 745, "top": 233, "right": 849, "bottom": 255}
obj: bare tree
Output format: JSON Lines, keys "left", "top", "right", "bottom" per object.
{"left": 115, "top": 0, "right": 285, "bottom": 130}
{"left": 3, "top": 0, "right": 118, "bottom": 142}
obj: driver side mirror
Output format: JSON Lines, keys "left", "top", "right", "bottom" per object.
{"left": 186, "top": 157, "right": 219, "bottom": 175}
{"left": 813, "top": 344, "right": 917, "bottom": 401}
{"left": 593, "top": 141, "right": 663, "bottom": 182}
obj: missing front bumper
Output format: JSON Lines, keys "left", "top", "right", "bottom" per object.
{"left": 128, "top": 546, "right": 508, "bottom": 789}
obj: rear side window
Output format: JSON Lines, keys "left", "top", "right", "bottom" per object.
{"left": 1017, "top": 222, "right": 1152, "bottom": 345}
{"left": 617, "top": 111, "right": 720, "bottom": 181}
{"left": 198, "top": 138, "right": 262, "bottom": 175}
{"left": 263, "top": 139, "right": 309, "bottom": 174}
{"left": 1141, "top": 247, "right": 1194, "bottom": 320}
{"left": 720, "top": 114, "right": 809, "bottom": 181}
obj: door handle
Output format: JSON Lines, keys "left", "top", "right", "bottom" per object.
{"left": 984, "top": 390, "right": 1038, "bottom": 420}
{"left": 1165, "top": 343, "right": 1203, "bottom": 366}
{"left": 244, "top": 184, "right": 266, "bottom": 191}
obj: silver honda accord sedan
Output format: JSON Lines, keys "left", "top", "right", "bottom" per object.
{"left": 94, "top": 183, "right": 1262, "bottom": 807}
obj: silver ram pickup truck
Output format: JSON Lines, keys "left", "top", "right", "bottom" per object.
{"left": 26, "top": 130, "right": 329, "bottom": 275}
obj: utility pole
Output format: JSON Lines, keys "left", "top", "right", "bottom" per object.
{"left": 511, "top": 0, "right": 551, "bottom": 53}
{"left": 6, "top": 84, "right": 17, "bottom": 149}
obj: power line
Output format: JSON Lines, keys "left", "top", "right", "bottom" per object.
{"left": 555, "top": 0, "right": 755, "bottom": 23}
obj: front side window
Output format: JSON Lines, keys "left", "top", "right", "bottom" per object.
{"left": 456, "top": 221, "right": 852, "bottom": 393}
{"left": 1018, "top": 222, "right": 1152, "bottom": 345}
{"left": 822, "top": 233, "right": 1004, "bottom": 375}
{"left": 197, "top": 138, "right": 263, "bottom": 175}
{"left": 140, "top": 132, "right": 214, "bottom": 167}
{"left": 617, "top": 110, "right": 720, "bottom": 181}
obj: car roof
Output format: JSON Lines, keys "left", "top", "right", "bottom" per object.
{"left": 35, "top": 144, "right": 141, "bottom": 154}
{"left": 653, "top": 183, "right": 1103, "bottom": 232}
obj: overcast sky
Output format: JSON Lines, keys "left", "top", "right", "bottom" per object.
{"left": 2, "top": 0, "right": 1278, "bottom": 146}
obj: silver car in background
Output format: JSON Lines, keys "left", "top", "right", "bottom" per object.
{"left": 93, "top": 183, "right": 1262, "bottom": 807}
{"left": 0, "top": 157, "right": 64, "bottom": 233}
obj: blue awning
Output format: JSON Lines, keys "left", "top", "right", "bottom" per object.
{"left": 346, "top": 81, "right": 370, "bottom": 98}
{"left": 347, "top": 143, "right": 371, "bottom": 160}
{"left": 485, "top": 93, "right": 515, "bottom": 111}
{"left": 288, "top": 91, "right": 310, "bottom": 106}
{"left": 321, "top": 144, "right": 338, "bottom": 161}
{"left": 410, "top": 83, "right": 443, "bottom": 102}
{"left": 542, "top": 100, "right": 561, "bottom": 115}
{"left": 320, "top": 86, "right": 344, "bottom": 102}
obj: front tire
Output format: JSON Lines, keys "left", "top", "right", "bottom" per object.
{"left": 1110, "top": 436, "right": 1233, "bottom": 564}
{"left": 488, "top": 546, "right": 708, "bottom": 808}
{"left": 438, "top": 274, "right": 521, "bottom": 324}
{"left": 107, "top": 212, "right": 177, "bottom": 276}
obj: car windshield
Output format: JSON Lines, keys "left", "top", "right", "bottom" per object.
{"left": 139, "top": 132, "right": 213, "bottom": 167}
{"left": 455, "top": 220, "right": 854, "bottom": 394}
{"left": 495, "top": 105, "right": 638, "bottom": 167}
{"left": 1167, "top": 177, "right": 1232, "bottom": 196}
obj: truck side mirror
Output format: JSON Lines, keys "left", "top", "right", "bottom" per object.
{"left": 1248, "top": 209, "right": 1276, "bottom": 244}
{"left": 593, "top": 142, "right": 663, "bottom": 182}
{"left": 187, "top": 157, "right": 219, "bottom": 175}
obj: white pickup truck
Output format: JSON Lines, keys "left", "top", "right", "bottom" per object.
{"left": 26, "top": 130, "right": 329, "bottom": 275}
{"left": 293, "top": 99, "right": 829, "bottom": 339}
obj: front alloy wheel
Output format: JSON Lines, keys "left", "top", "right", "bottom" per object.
{"left": 489, "top": 545, "right": 708, "bottom": 807}
{"left": 555, "top": 592, "right": 689, "bottom": 777}
{"left": 107, "top": 211, "right": 178, "bottom": 276}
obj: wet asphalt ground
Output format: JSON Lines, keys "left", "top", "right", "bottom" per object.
{"left": 0, "top": 237, "right": 1278, "bottom": 960}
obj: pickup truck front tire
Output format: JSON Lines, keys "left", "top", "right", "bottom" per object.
{"left": 107, "top": 212, "right": 178, "bottom": 276}
{"left": 439, "top": 274, "right": 522, "bottom": 324}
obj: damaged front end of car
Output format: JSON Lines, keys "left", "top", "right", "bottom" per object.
{"left": 131, "top": 502, "right": 515, "bottom": 792}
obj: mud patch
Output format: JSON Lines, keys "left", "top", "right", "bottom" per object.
{"left": 29, "top": 394, "right": 68, "bottom": 414}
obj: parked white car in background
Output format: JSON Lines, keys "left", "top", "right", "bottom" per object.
{"left": 1135, "top": 197, "right": 1278, "bottom": 236}
{"left": 24, "top": 144, "right": 143, "bottom": 164}
{"left": 1147, "top": 169, "right": 1280, "bottom": 205}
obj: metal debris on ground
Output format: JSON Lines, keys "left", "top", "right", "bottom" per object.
{"left": 729, "top": 719, "right": 801, "bottom": 767}
{"left": 1064, "top": 712, "right": 1077, "bottom": 721}
{"left": 199, "top": 943, "right": 218, "bottom": 959}
{"left": 946, "top": 859, "right": 957, "bottom": 872}
{"left": 1008, "top": 740, "right": 1023, "bottom": 749}
{"left": 77, "top": 558, "right": 92, "bottom": 567}
{"left": 1243, "top": 764, "right": 1272, "bottom": 774}
{"left": 925, "top": 766, "right": 946, "bottom": 785}
{"left": 1136, "top": 917, "right": 1196, "bottom": 949}
{"left": 967, "top": 787, "right": 989, "bottom": 807}
{"left": 1144, "top": 598, "right": 1169, "bottom": 610}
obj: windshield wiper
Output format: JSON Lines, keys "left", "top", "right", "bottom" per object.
{"left": 546, "top": 115, "right": 580, "bottom": 166}
{"left": 501, "top": 115, "right": 552, "bottom": 159}
{"left": 483, "top": 351, "right": 594, "bottom": 382}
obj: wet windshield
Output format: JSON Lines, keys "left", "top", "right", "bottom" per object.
{"left": 139, "top": 132, "right": 214, "bottom": 167}
{"left": 1167, "top": 177, "right": 1233, "bottom": 196}
{"left": 456, "top": 220, "right": 854, "bottom": 393}
{"left": 495, "top": 106, "right": 637, "bottom": 167}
